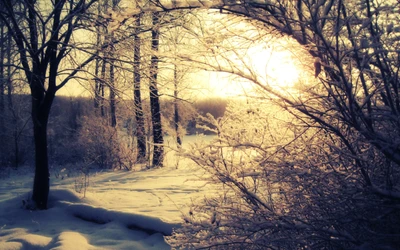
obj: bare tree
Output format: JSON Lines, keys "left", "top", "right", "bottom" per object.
{"left": 173, "top": 63, "right": 182, "bottom": 146}
{"left": 0, "top": 0, "right": 99, "bottom": 209}
{"left": 94, "top": 1, "right": 104, "bottom": 114}
{"left": 133, "top": 13, "right": 147, "bottom": 163}
{"left": 155, "top": 1, "right": 400, "bottom": 248}
{"left": 108, "top": 0, "right": 121, "bottom": 127}
{"left": 151, "top": 0, "right": 400, "bottom": 196}
{"left": 149, "top": 12, "right": 164, "bottom": 167}
{"left": 0, "top": 19, "right": 5, "bottom": 142}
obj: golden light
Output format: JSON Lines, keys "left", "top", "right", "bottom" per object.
{"left": 205, "top": 43, "right": 307, "bottom": 98}
{"left": 202, "top": 47, "right": 306, "bottom": 98}
{"left": 265, "top": 50, "right": 302, "bottom": 89}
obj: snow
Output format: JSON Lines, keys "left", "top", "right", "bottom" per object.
{"left": 0, "top": 136, "right": 215, "bottom": 250}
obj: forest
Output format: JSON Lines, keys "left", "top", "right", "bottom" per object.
{"left": 1, "top": 0, "right": 400, "bottom": 249}
{"left": 0, "top": 95, "right": 227, "bottom": 168}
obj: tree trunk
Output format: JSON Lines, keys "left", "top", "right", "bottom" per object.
{"left": 100, "top": 58, "right": 106, "bottom": 117}
{"left": 94, "top": 1, "right": 102, "bottom": 110}
{"left": 109, "top": 0, "right": 118, "bottom": 127}
{"left": 94, "top": 57, "right": 101, "bottom": 109}
{"left": 174, "top": 63, "right": 182, "bottom": 147}
{"left": 0, "top": 23, "right": 4, "bottom": 130}
{"left": 6, "top": 29, "right": 12, "bottom": 107}
{"left": 0, "top": 22, "right": 5, "bottom": 165}
{"left": 109, "top": 57, "right": 116, "bottom": 127}
{"left": 31, "top": 80, "right": 55, "bottom": 210}
{"left": 32, "top": 117, "right": 50, "bottom": 209}
{"left": 7, "top": 29, "right": 17, "bottom": 168}
{"left": 149, "top": 12, "right": 164, "bottom": 167}
{"left": 133, "top": 14, "right": 146, "bottom": 162}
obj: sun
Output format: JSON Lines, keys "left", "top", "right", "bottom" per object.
{"left": 198, "top": 35, "right": 309, "bottom": 98}
{"left": 266, "top": 51, "right": 302, "bottom": 89}
{"left": 202, "top": 48, "right": 304, "bottom": 98}
{"left": 247, "top": 42, "right": 306, "bottom": 88}
{"left": 238, "top": 40, "right": 308, "bottom": 95}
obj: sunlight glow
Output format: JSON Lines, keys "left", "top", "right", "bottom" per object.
{"left": 265, "top": 51, "right": 302, "bottom": 89}
{"left": 206, "top": 44, "right": 308, "bottom": 98}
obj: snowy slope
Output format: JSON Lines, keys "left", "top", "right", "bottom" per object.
{"left": 0, "top": 136, "right": 214, "bottom": 250}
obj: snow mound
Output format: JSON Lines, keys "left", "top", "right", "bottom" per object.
{"left": 2, "top": 231, "right": 96, "bottom": 250}
{"left": 47, "top": 188, "right": 180, "bottom": 236}
{"left": 0, "top": 242, "right": 23, "bottom": 250}
{"left": 48, "top": 189, "right": 84, "bottom": 205}
{"left": 0, "top": 188, "right": 177, "bottom": 250}
{"left": 5, "top": 233, "right": 51, "bottom": 249}
{"left": 0, "top": 153, "right": 215, "bottom": 250}
{"left": 65, "top": 202, "right": 180, "bottom": 236}
{"left": 50, "top": 231, "right": 96, "bottom": 250}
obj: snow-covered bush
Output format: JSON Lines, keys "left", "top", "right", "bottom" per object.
{"left": 166, "top": 99, "right": 400, "bottom": 249}
{"left": 78, "top": 116, "right": 136, "bottom": 170}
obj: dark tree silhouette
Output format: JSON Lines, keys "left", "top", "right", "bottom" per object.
{"left": 0, "top": 0, "right": 98, "bottom": 209}
{"left": 133, "top": 13, "right": 147, "bottom": 163}
{"left": 149, "top": 12, "right": 164, "bottom": 167}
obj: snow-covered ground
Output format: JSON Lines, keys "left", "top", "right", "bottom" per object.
{"left": 0, "top": 135, "right": 214, "bottom": 250}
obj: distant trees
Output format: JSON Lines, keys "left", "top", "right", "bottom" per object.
{"left": 0, "top": 2, "right": 22, "bottom": 167}
{"left": 162, "top": 13, "right": 196, "bottom": 147}
{"left": 89, "top": 4, "right": 191, "bottom": 167}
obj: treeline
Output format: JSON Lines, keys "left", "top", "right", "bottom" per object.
{"left": 0, "top": 95, "right": 227, "bottom": 168}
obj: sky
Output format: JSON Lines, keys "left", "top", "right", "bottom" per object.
{"left": 56, "top": 7, "right": 313, "bottom": 100}
{"left": 59, "top": 42, "right": 309, "bottom": 100}
{"left": 198, "top": 44, "right": 312, "bottom": 98}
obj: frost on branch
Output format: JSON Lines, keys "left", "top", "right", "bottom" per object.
{"left": 167, "top": 99, "right": 400, "bottom": 249}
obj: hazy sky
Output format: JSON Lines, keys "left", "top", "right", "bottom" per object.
{"left": 58, "top": 45, "right": 308, "bottom": 99}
